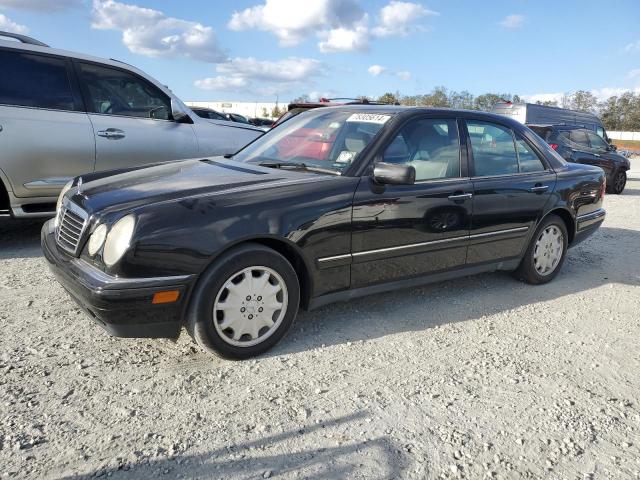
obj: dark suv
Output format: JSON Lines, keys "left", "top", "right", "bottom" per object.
{"left": 529, "top": 125, "right": 630, "bottom": 194}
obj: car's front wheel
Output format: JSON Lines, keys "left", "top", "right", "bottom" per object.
{"left": 187, "top": 243, "right": 300, "bottom": 359}
{"left": 607, "top": 169, "right": 627, "bottom": 194}
{"left": 514, "top": 214, "right": 568, "bottom": 285}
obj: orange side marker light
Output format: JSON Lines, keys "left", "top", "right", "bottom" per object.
{"left": 152, "top": 290, "right": 180, "bottom": 304}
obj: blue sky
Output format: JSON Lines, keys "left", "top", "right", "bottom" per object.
{"left": 1, "top": 0, "right": 639, "bottom": 103}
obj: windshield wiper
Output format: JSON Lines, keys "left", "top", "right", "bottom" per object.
{"left": 258, "top": 161, "right": 339, "bottom": 175}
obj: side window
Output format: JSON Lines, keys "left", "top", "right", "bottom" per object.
{"left": 586, "top": 131, "right": 608, "bottom": 150}
{"left": 77, "top": 63, "right": 171, "bottom": 120}
{"left": 381, "top": 118, "right": 461, "bottom": 181}
{"left": 569, "top": 129, "right": 589, "bottom": 147}
{"left": 596, "top": 126, "right": 605, "bottom": 138}
{"left": 515, "top": 135, "right": 546, "bottom": 172}
{"left": 467, "top": 121, "right": 518, "bottom": 176}
{"left": 0, "top": 50, "right": 76, "bottom": 111}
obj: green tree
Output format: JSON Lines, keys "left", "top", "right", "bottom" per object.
{"left": 271, "top": 105, "right": 285, "bottom": 118}
{"left": 563, "top": 90, "right": 598, "bottom": 112}
{"left": 420, "top": 86, "right": 450, "bottom": 107}
{"left": 536, "top": 100, "right": 559, "bottom": 107}
{"left": 448, "top": 90, "right": 475, "bottom": 110}
{"left": 474, "top": 93, "right": 505, "bottom": 111}
{"left": 291, "top": 95, "right": 310, "bottom": 103}
{"left": 377, "top": 92, "right": 400, "bottom": 104}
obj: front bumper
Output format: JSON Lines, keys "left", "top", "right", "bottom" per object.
{"left": 41, "top": 220, "right": 193, "bottom": 338}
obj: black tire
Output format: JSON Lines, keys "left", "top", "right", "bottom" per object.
{"left": 513, "top": 214, "right": 569, "bottom": 285}
{"left": 607, "top": 169, "right": 627, "bottom": 194}
{"left": 186, "top": 243, "right": 300, "bottom": 359}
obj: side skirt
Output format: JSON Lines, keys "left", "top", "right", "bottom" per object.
{"left": 307, "top": 258, "right": 521, "bottom": 310}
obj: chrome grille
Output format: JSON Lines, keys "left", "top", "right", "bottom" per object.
{"left": 56, "top": 201, "right": 89, "bottom": 255}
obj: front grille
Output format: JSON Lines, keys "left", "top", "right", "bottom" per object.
{"left": 56, "top": 202, "right": 88, "bottom": 255}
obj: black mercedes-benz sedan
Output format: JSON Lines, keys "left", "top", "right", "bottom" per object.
{"left": 42, "top": 106, "right": 606, "bottom": 359}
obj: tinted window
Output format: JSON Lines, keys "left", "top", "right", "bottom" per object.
{"left": 569, "top": 129, "right": 589, "bottom": 147}
{"left": 78, "top": 63, "right": 170, "bottom": 119}
{"left": 0, "top": 50, "right": 75, "bottom": 110}
{"left": 382, "top": 118, "right": 460, "bottom": 181}
{"left": 467, "top": 121, "right": 518, "bottom": 176}
{"left": 515, "top": 135, "right": 545, "bottom": 172}
{"left": 586, "top": 131, "right": 608, "bottom": 150}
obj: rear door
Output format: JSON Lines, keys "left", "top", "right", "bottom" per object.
{"left": 466, "top": 119, "right": 556, "bottom": 265}
{"left": 75, "top": 61, "right": 198, "bottom": 172}
{"left": 351, "top": 115, "right": 472, "bottom": 287}
{"left": 0, "top": 48, "right": 94, "bottom": 199}
{"left": 585, "top": 130, "right": 616, "bottom": 177}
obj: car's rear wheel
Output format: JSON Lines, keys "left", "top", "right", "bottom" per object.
{"left": 607, "top": 170, "right": 627, "bottom": 194}
{"left": 514, "top": 214, "right": 568, "bottom": 285}
{"left": 186, "top": 243, "right": 300, "bottom": 359}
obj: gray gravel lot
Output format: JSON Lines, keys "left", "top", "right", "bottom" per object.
{"left": 1, "top": 161, "right": 639, "bottom": 479}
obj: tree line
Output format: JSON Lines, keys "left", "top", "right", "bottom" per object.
{"left": 371, "top": 87, "right": 640, "bottom": 131}
{"left": 287, "top": 88, "right": 640, "bottom": 130}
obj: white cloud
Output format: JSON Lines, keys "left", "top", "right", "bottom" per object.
{"left": 194, "top": 76, "right": 249, "bottom": 91}
{"left": 0, "top": 13, "right": 28, "bottom": 33}
{"left": 368, "top": 64, "right": 386, "bottom": 76}
{"left": 229, "top": 0, "right": 364, "bottom": 47}
{"left": 371, "top": 1, "right": 437, "bottom": 37}
{"left": 625, "top": 40, "right": 640, "bottom": 53}
{"left": 396, "top": 70, "right": 411, "bottom": 81}
{"left": 521, "top": 92, "right": 564, "bottom": 104}
{"left": 628, "top": 69, "right": 640, "bottom": 79}
{"left": 318, "top": 23, "right": 370, "bottom": 53}
{"left": 91, "top": 0, "right": 226, "bottom": 62}
{"left": 499, "top": 14, "right": 524, "bottom": 29}
{"left": 0, "top": 0, "right": 81, "bottom": 11}
{"left": 217, "top": 57, "right": 325, "bottom": 82}
{"left": 195, "top": 56, "right": 325, "bottom": 93}
{"left": 229, "top": 0, "right": 437, "bottom": 53}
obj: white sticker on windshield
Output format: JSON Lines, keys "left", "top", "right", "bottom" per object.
{"left": 336, "top": 151, "right": 356, "bottom": 163}
{"left": 346, "top": 113, "right": 390, "bottom": 124}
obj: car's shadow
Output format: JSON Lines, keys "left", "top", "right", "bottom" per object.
{"left": 0, "top": 218, "right": 46, "bottom": 259}
{"left": 59, "top": 412, "right": 407, "bottom": 479}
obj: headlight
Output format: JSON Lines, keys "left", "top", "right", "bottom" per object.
{"left": 103, "top": 215, "right": 136, "bottom": 266}
{"left": 87, "top": 224, "right": 108, "bottom": 257}
{"left": 54, "top": 180, "right": 74, "bottom": 228}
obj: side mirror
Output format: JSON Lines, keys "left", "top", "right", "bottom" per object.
{"left": 608, "top": 143, "right": 617, "bottom": 151}
{"left": 171, "top": 99, "right": 191, "bottom": 123}
{"left": 373, "top": 162, "right": 416, "bottom": 185}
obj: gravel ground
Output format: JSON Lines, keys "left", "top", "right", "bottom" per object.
{"left": 1, "top": 160, "right": 639, "bottom": 480}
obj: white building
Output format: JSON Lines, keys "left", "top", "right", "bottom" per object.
{"left": 186, "top": 101, "right": 285, "bottom": 120}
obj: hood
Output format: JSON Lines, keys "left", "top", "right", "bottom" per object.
{"left": 201, "top": 118, "right": 264, "bottom": 133}
{"left": 70, "top": 158, "right": 316, "bottom": 215}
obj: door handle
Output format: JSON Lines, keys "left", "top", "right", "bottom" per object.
{"left": 97, "top": 128, "right": 125, "bottom": 139}
{"left": 530, "top": 185, "right": 549, "bottom": 193}
{"left": 448, "top": 193, "right": 473, "bottom": 201}
{"left": 593, "top": 153, "right": 600, "bottom": 157}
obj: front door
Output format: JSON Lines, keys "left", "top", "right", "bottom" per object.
{"left": 351, "top": 116, "right": 472, "bottom": 288}
{"left": 0, "top": 49, "right": 94, "bottom": 199}
{"left": 465, "top": 119, "right": 556, "bottom": 265}
{"left": 75, "top": 61, "right": 198, "bottom": 173}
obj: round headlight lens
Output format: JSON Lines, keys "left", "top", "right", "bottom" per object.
{"left": 54, "top": 180, "right": 74, "bottom": 228}
{"left": 103, "top": 215, "right": 136, "bottom": 266}
{"left": 87, "top": 224, "right": 108, "bottom": 257}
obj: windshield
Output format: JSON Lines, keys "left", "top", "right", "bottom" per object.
{"left": 234, "top": 109, "right": 392, "bottom": 174}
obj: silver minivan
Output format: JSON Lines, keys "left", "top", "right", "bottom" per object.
{"left": 0, "top": 31, "right": 264, "bottom": 218}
